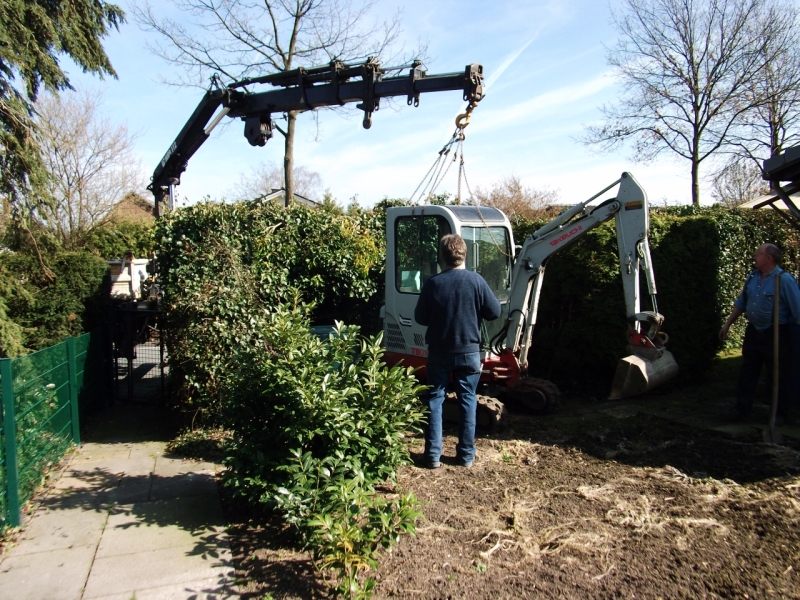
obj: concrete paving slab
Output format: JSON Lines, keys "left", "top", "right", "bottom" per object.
{"left": 128, "top": 442, "right": 169, "bottom": 461}
{"left": 52, "top": 469, "right": 121, "bottom": 493}
{"left": 67, "top": 456, "right": 157, "bottom": 478}
{"left": 42, "top": 479, "right": 152, "bottom": 510}
{"left": 116, "top": 496, "right": 225, "bottom": 532}
{"left": 85, "top": 577, "right": 238, "bottom": 600}
{"left": 11, "top": 506, "right": 108, "bottom": 555}
{"left": 0, "top": 545, "right": 97, "bottom": 600}
{"left": 149, "top": 472, "right": 219, "bottom": 501}
{"left": 103, "top": 481, "right": 153, "bottom": 505}
{"left": 97, "top": 497, "right": 227, "bottom": 558}
{"left": 83, "top": 544, "right": 235, "bottom": 599}
{"left": 76, "top": 443, "right": 134, "bottom": 462}
{"left": 154, "top": 457, "right": 217, "bottom": 478}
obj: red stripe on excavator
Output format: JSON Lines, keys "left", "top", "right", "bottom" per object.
{"left": 383, "top": 349, "right": 521, "bottom": 388}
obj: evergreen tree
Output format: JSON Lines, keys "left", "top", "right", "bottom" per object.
{"left": 0, "top": 0, "right": 125, "bottom": 202}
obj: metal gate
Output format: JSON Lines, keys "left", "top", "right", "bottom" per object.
{"left": 110, "top": 305, "right": 168, "bottom": 404}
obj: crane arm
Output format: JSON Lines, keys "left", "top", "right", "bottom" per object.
{"left": 501, "top": 172, "right": 659, "bottom": 373}
{"left": 149, "top": 60, "right": 484, "bottom": 213}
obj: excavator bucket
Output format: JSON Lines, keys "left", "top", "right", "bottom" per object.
{"left": 608, "top": 346, "right": 679, "bottom": 400}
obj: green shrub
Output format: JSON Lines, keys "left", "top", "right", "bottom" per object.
{"left": 0, "top": 250, "right": 108, "bottom": 356}
{"left": 219, "top": 304, "right": 425, "bottom": 597}
{"left": 517, "top": 206, "right": 799, "bottom": 393}
{"left": 155, "top": 200, "right": 385, "bottom": 422}
{"left": 83, "top": 220, "right": 154, "bottom": 260}
{"left": 220, "top": 304, "right": 425, "bottom": 502}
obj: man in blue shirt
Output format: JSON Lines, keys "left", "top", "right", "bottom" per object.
{"left": 415, "top": 234, "right": 501, "bottom": 469}
{"left": 719, "top": 243, "right": 800, "bottom": 423}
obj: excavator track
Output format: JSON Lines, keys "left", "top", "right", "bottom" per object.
{"left": 505, "top": 377, "right": 561, "bottom": 414}
{"left": 477, "top": 394, "right": 508, "bottom": 433}
{"left": 443, "top": 392, "right": 509, "bottom": 433}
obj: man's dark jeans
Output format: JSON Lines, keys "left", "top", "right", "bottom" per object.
{"left": 737, "top": 323, "right": 794, "bottom": 418}
{"left": 423, "top": 352, "right": 482, "bottom": 466}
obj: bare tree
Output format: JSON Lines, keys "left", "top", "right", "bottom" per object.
{"left": 230, "top": 160, "right": 323, "bottom": 201}
{"left": 585, "top": 0, "right": 782, "bottom": 205}
{"left": 711, "top": 158, "right": 770, "bottom": 206}
{"left": 134, "top": 0, "right": 413, "bottom": 203}
{"left": 725, "top": 1, "right": 800, "bottom": 172}
{"left": 33, "top": 89, "right": 145, "bottom": 247}
{"left": 474, "top": 175, "right": 560, "bottom": 220}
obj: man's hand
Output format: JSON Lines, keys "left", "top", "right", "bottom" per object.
{"left": 719, "top": 307, "right": 743, "bottom": 342}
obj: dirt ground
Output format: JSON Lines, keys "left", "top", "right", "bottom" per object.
{"left": 224, "top": 355, "right": 800, "bottom": 599}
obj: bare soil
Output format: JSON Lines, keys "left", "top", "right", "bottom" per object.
{"left": 224, "top": 356, "right": 800, "bottom": 599}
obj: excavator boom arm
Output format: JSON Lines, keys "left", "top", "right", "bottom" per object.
{"left": 503, "top": 173, "right": 656, "bottom": 369}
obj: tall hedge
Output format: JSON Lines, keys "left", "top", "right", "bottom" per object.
{"left": 0, "top": 251, "right": 109, "bottom": 357}
{"left": 158, "top": 199, "right": 799, "bottom": 405}
{"left": 521, "top": 206, "right": 799, "bottom": 394}
{"left": 154, "top": 199, "right": 384, "bottom": 421}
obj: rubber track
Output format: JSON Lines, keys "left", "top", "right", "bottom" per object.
{"left": 477, "top": 394, "right": 509, "bottom": 433}
{"left": 529, "top": 377, "right": 561, "bottom": 414}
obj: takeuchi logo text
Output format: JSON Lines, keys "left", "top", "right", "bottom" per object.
{"left": 549, "top": 225, "right": 583, "bottom": 247}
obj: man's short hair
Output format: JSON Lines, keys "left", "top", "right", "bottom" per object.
{"left": 764, "top": 243, "right": 782, "bottom": 264}
{"left": 440, "top": 234, "right": 467, "bottom": 267}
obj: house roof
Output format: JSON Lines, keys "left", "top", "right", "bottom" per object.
{"left": 258, "top": 188, "right": 319, "bottom": 207}
{"left": 738, "top": 185, "right": 800, "bottom": 231}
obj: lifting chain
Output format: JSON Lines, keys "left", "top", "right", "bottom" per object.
{"left": 409, "top": 100, "right": 478, "bottom": 206}
{"left": 407, "top": 101, "right": 510, "bottom": 258}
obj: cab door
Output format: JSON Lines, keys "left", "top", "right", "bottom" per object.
{"left": 384, "top": 207, "right": 454, "bottom": 361}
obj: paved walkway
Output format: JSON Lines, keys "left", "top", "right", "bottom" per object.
{"left": 0, "top": 403, "right": 238, "bottom": 600}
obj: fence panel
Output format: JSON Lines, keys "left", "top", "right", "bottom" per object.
{"left": 0, "top": 332, "right": 99, "bottom": 528}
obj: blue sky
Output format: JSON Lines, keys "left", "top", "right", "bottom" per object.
{"left": 66, "top": 0, "right": 706, "bottom": 207}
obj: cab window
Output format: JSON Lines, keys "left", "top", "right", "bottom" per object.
{"left": 462, "top": 226, "right": 512, "bottom": 302}
{"left": 395, "top": 215, "right": 452, "bottom": 293}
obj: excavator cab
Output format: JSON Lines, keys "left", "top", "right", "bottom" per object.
{"left": 382, "top": 205, "right": 514, "bottom": 377}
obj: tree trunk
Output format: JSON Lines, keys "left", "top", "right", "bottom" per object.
{"left": 284, "top": 110, "right": 297, "bottom": 206}
{"left": 691, "top": 144, "right": 701, "bottom": 205}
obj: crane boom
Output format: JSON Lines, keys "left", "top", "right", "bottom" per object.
{"left": 149, "top": 60, "right": 484, "bottom": 214}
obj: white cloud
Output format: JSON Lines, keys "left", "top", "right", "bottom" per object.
{"left": 474, "top": 72, "right": 617, "bottom": 133}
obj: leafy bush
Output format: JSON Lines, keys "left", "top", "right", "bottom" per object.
{"left": 0, "top": 250, "right": 108, "bottom": 357}
{"left": 83, "top": 220, "right": 154, "bottom": 260}
{"left": 217, "top": 304, "right": 425, "bottom": 597}
{"left": 221, "top": 304, "right": 425, "bottom": 501}
{"left": 155, "top": 199, "right": 385, "bottom": 422}
{"left": 517, "top": 206, "right": 799, "bottom": 393}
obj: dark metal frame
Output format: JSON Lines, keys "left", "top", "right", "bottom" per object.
{"left": 110, "top": 305, "right": 167, "bottom": 405}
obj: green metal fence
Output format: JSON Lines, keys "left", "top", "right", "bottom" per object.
{"left": 0, "top": 332, "right": 105, "bottom": 528}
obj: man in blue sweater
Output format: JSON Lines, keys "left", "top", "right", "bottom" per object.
{"left": 414, "top": 234, "right": 501, "bottom": 469}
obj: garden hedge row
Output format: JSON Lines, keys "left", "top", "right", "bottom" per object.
{"left": 154, "top": 199, "right": 385, "bottom": 421}
{"left": 157, "top": 200, "right": 800, "bottom": 408}
{"left": 0, "top": 251, "right": 109, "bottom": 357}
{"left": 0, "top": 219, "right": 154, "bottom": 358}
{"left": 520, "top": 206, "right": 799, "bottom": 393}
